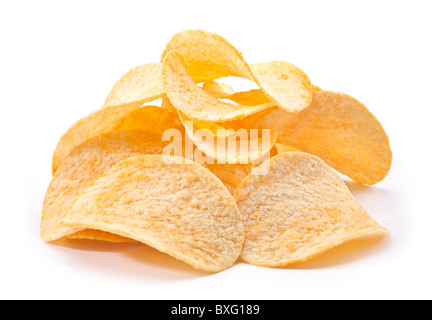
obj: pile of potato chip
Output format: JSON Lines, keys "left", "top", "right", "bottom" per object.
{"left": 42, "top": 30, "right": 392, "bottom": 272}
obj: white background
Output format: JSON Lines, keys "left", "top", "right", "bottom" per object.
{"left": 1, "top": 0, "right": 431, "bottom": 300}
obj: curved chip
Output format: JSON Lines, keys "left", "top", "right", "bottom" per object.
{"left": 162, "top": 50, "right": 273, "bottom": 122}
{"left": 202, "top": 81, "right": 236, "bottom": 98}
{"left": 62, "top": 155, "right": 245, "bottom": 272}
{"left": 235, "top": 152, "right": 390, "bottom": 267}
{"left": 200, "top": 143, "right": 277, "bottom": 195}
{"left": 161, "top": 30, "right": 313, "bottom": 121}
{"left": 66, "top": 229, "right": 139, "bottom": 243}
{"left": 252, "top": 91, "right": 392, "bottom": 184}
{"left": 42, "top": 130, "right": 171, "bottom": 242}
{"left": 179, "top": 110, "right": 277, "bottom": 164}
{"left": 161, "top": 96, "right": 178, "bottom": 114}
{"left": 312, "top": 85, "right": 322, "bottom": 91}
{"left": 167, "top": 93, "right": 273, "bottom": 137}
{"left": 52, "top": 101, "right": 142, "bottom": 174}
{"left": 275, "top": 143, "right": 302, "bottom": 154}
{"left": 203, "top": 162, "right": 252, "bottom": 195}
{"left": 103, "top": 63, "right": 164, "bottom": 108}
{"left": 203, "top": 81, "right": 272, "bottom": 106}
{"left": 52, "top": 104, "right": 180, "bottom": 174}
{"left": 161, "top": 30, "right": 253, "bottom": 83}
{"left": 250, "top": 62, "right": 313, "bottom": 113}
{"left": 228, "top": 89, "right": 272, "bottom": 106}
{"left": 113, "top": 105, "right": 183, "bottom": 135}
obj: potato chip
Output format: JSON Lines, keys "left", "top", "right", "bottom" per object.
{"left": 102, "top": 63, "right": 164, "bottom": 108}
{"left": 203, "top": 81, "right": 271, "bottom": 106}
{"left": 66, "top": 229, "right": 139, "bottom": 243}
{"left": 177, "top": 110, "right": 235, "bottom": 139}
{"left": 52, "top": 104, "right": 180, "bottom": 174}
{"left": 42, "top": 130, "right": 171, "bottom": 242}
{"left": 235, "top": 152, "right": 390, "bottom": 267}
{"left": 249, "top": 62, "right": 313, "bottom": 113}
{"left": 161, "top": 30, "right": 253, "bottom": 83}
{"left": 228, "top": 89, "right": 272, "bottom": 106}
{"left": 202, "top": 81, "right": 236, "bottom": 98}
{"left": 113, "top": 105, "right": 183, "bottom": 135}
{"left": 178, "top": 110, "right": 277, "bottom": 164}
{"left": 62, "top": 155, "right": 245, "bottom": 272}
{"left": 202, "top": 162, "right": 252, "bottom": 195}
{"left": 161, "top": 30, "right": 313, "bottom": 121}
{"left": 201, "top": 142, "right": 277, "bottom": 195}
{"left": 161, "top": 96, "right": 178, "bottom": 114}
{"left": 165, "top": 93, "right": 272, "bottom": 137}
{"left": 275, "top": 143, "right": 302, "bottom": 153}
{"left": 252, "top": 91, "right": 392, "bottom": 184}
{"left": 52, "top": 101, "right": 141, "bottom": 174}
{"left": 162, "top": 50, "right": 273, "bottom": 122}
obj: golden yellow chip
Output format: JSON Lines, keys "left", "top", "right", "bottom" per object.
{"left": 252, "top": 91, "right": 392, "bottom": 184}
{"left": 161, "top": 30, "right": 253, "bottom": 83}
{"left": 62, "top": 155, "right": 245, "bottom": 272}
{"left": 162, "top": 50, "right": 273, "bottom": 122}
{"left": 177, "top": 110, "right": 235, "bottom": 139}
{"left": 203, "top": 162, "right": 252, "bottom": 195}
{"left": 203, "top": 81, "right": 271, "bottom": 106}
{"left": 161, "top": 30, "right": 313, "bottom": 121}
{"left": 235, "top": 152, "right": 390, "bottom": 267}
{"left": 113, "top": 105, "right": 183, "bottom": 135}
{"left": 228, "top": 89, "right": 272, "bottom": 106}
{"left": 275, "top": 143, "right": 302, "bottom": 153}
{"left": 161, "top": 96, "right": 178, "bottom": 114}
{"left": 202, "top": 81, "right": 236, "bottom": 98}
{"left": 52, "top": 104, "right": 180, "bottom": 174}
{"left": 42, "top": 130, "right": 171, "bottom": 242}
{"left": 201, "top": 144, "right": 277, "bottom": 195}
{"left": 249, "top": 62, "right": 313, "bottom": 113}
{"left": 178, "top": 110, "right": 277, "bottom": 164}
{"left": 66, "top": 229, "right": 139, "bottom": 243}
{"left": 165, "top": 94, "right": 272, "bottom": 137}
{"left": 52, "top": 101, "right": 141, "bottom": 174}
{"left": 102, "top": 63, "right": 164, "bottom": 108}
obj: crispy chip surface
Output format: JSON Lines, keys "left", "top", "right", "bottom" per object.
{"left": 161, "top": 30, "right": 253, "bottom": 83}
{"left": 161, "top": 30, "right": 313, "bottom": 121}
{"left": 62, "top": 155, "right": 245, "bottom": 272}
{"left": 113, "top": 105, "right": 183, "bottom": 135}
{"left": 52, "top": 101, "right": 142, "bottom": 174}
{"left": 203, "top": 162, "right": 252, "bottom": 195}
{"left": 235, "top": 152, "right": 390, "bottom": 267}
{"left": 103, "top": 63, "right": 164, "bottom": 108}
{"left": 162, "top": 50, "right": 273, "bottom": 122}
{"left": 42, "top": 130, "right": 170, "bottom": 242}
{"left": 250, "top": 62, "right": 313, "bottom": 113}
{"left": 252, "top": 91, "right": 392, "bottom": 184}
{"left": 52, "top": 105, "right": 180, "bottom": 174}
{"left": 179, "top": 110, "right": 277, "bottom": 164}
